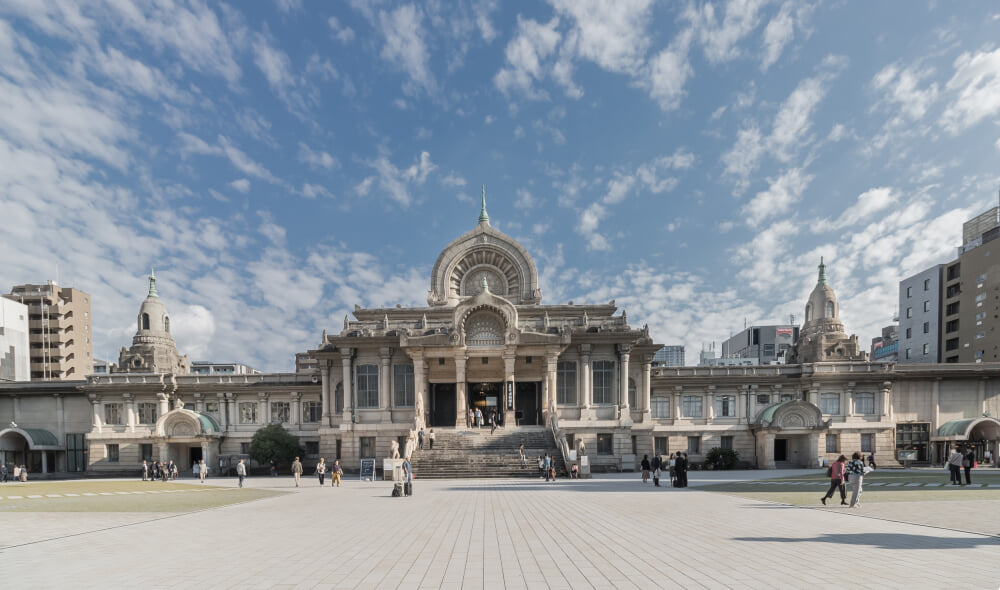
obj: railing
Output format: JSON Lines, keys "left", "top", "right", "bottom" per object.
{"left": 547, "top": 413, "right": 571, "bottom": 472}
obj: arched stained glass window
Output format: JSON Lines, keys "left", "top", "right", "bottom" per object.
{"left": 466, "top": 311, "right": 504, "bottom": 347}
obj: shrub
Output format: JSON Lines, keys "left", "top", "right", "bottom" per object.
{"left": 248, "top": 424, "right": 302, "bottom": 468}
{"left": 705, "top": 447, "right": 740, "bottom": 470}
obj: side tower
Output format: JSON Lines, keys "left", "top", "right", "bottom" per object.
{"left": 115, "top": 270, "right": 190, "bottom": 374}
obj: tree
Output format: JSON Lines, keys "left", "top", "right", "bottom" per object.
{"left": 248, "top": 424, "right": 302, "bottom": 467}
{"left": 705, "top": 447, "right": 740, "bottom": 470}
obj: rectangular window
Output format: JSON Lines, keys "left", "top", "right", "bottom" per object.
{"left": 714, "top": 395, "right": 736, "bottom": 417}
{"left": 597, "top": 433, "right": 613, "bottom": 455}
{"left": 923, "top": 322, "right": 930, "bottom": 334}
{"left": 720, "top": 436, "right": 733, "bottom": 450}
{"left": 756, "top": 393, "right": 770, "bottom": 405}
{"left": 906, "top": 286, "right": 912, "bottom": 297}
{"left": 946, "top": 319, "right": 959, "bottom": 333}
{"left": 905, "top": 307, "right": 912, "bottom": 318}
{"left": 922, "top": 343, "right": 930, "bottom": 354}
{"left": 682, "top": 395, "right": 703, "bottom": 418}
{"left": 650, "top": 396, "right": 670, "bottom": 418}
{"left": 302, "top": 401, "right": 322, "bottom": 423}
{"left": 975, "top": 293, "right": 987, "bottom": 303}
{"left": 104, "top": 403, "right": 123, "bottom": 425}
{"left": 240, "top": 442, "right": 250, "bottom": 455}
{"left": 825, "top": 434, "right": 838, "bottom": 453}
{"left": 946, "top": 302, "right": 960, "bottom": 315}
{"left": 855, "top": 393, "right": 875, "bottom": 415}
{"left": 359, "top": 436, "right": 376, "bottom": 458}
{"left": 305, "top": 441, "right": 319, "bottom": 458}
{"left": 923, "top": 301, "right": 930, "bottom": 312}
{"left": 820, "top": 393, "right": 840, "bottom": 415}
{"left": 66, "top": 434, "right": 86, "bottom": 472}
{"left": 975, "top": 350, "right": 985, "bottom": 359}
{"left": 763, "top": 343, "right": 775, "bottom": 356}
{"left": 861, "top": 434, "right": 874, "bottom": 453}
{"left": 945, "top": 338, "right": 959, "bottom": 351}
{"left": 905, "top": 327, "right": 912, "bottom": 339}
{"left": 239, "top": 402, "right": 258, "bottom": 424}
{"left": 205, "top": 402, "right": 219, "bottom": 415}
{"left": 976, "top": 331, "right": 986, "bottom": 340}
{"left": 137, "top": 402, "right": 158, "bottom": 425}
{"left": 270, "top": 402, "right": 290, "bottom": 423}
{"left": 556, "top": 361, "right": 577, "bottom": 405}
{"left": 654, "top": 436, "right": 668, "bottom": 456}
{"left": 975, "top": 312, "right": 986, "bottom": 321}
{"left": 106, "top": 444, "right": 119, "bottom": 463}
{"left": 592, "top": 361, "right": 615, "bottom": 405}
{"left": 924, "top": 278, "right": 930, "bottom": 290}
{"left": 780, "top": 393, "right": 795, "bottom": 402}
{"left": 140, "top": 444, "right": 153, "bottom": 462}
{"left": 356, "top": 364, "right": 379, "bottom": 408}
{"left": 687, "top": 436, "right": 700, "bottom": 454}
{"left": 393, "top": 364, "right": 415, "bottom": 407}
{"left": 946, "top": 284, "right": 961, "bottom": 298}
{"left": 905, "top": 348, "right": 912, "bottom": 359}
{"left": 977, "top": 273, "right": 987, "bottom": 283}
{"left": 947, "top": 263, "right": 960, "bottom": 280}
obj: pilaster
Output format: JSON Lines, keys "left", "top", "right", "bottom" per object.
{"left": 455, "top": 354, "right": 468, "bottom": 426}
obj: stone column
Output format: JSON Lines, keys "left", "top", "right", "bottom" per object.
{"left": 408, "top": 349, "right": 427, "bottom": 427}
{"left": 619, "top": 345, "right": 631, "bottom": 412}
{"left": 882, "top": 382, "right": 892, "bottom": 420}
{"left": 201, "top": 442, "right": 212, "bottom": 473}
{"left": 543, "top": 352, "right": 557, "bottom": 420}
{"left": 455, "top": 355, "right": 468, "bottom": 427}
{"left": 932, "top": 378, "right": 940, "bottom": 432}
{"left": 379, "top": 347, "right": 392, "bottom": 411}
{"left": 579, "top": 344, "right": 592, "bottom": 411}
{"left": 673, "top": 386, "right": 682, "bottom": 420}
{"left": 846, "top": 382, "right": 856, "bottom": 417}
{"left": 124, "top": 393, "right": 135, "bottom": 433}
{"left": 41, "top": 452, "right": 48, "bottom": 474}
{"left": 217, "top": 393, "right": 228, "bottom": 431}
{"left": 809, "top": 383, "right": 819, "bottom": 407}
{"left": 706, "top": 386, "right": 716, "bottom": 420}
{"left": 640, "top": 357, "right": 652, "bottom": 416}
{"left": 158, "top": 442, "right": 169, "bottom": 464}
{"left": 90, "top": 394, "right": 102, "bottom": 433}
{"left": 157, "top": 393, "right": 170, "bottom": 417}
{"left": 54, "top": 393, "right": 65, "bottom": 441}
{"left": 194, "top": 393, "right": 204, "bottom": 413}
{"left": 978, "top": 378, "right": 987, "bottom": 417}
{"left": 757, "top": 431, "right": 776, "bottom": 469}
{"left": 259, "top": 393, "right": 269, "bottom": 424}
{"left": 321, "top": 360, "right": 331, "bottom": 423}
{"left": 807, "top": 432, "right": 821, "bottom": 468}
{"left": 291, "top": 391, "right": 301, "bottom": 430}
{"left": 341, "top": 350, "right": 354, "bottom": 424}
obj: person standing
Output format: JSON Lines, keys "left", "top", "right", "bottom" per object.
{"left": 418, "top": 428, "right": 426, "bottom": 451}
{"left": 537, "top": 455, "right": 545, "bottom": 479}
{"left": 198, "top": 459, "right": 208, "bottom": 483}
{"left": 12, "top": 465, "right": 19, "bottom": 482}
{"left": 402, "top": 457, "right": 412, "bottom": 496}
{"left": 291, "top": 456, "right": 303, "bottom": 487}
{"left": 193, "top": 460, "right": 200, "bottom": 480}
{"left": 947, "top": 447, "right": 964, "bottom": 485}
{"left": 963, "top": 447, "right": 975, "bottom": 485}
{"left": 236, "top": 459, "right": 247, "bottom": 488}
{"left": 543, "top": 454, "right": 552, "bottom": 481}
{"left": 984, "top": 447, "right": 993, "bottom": 467}
{"left": 847, "top": 452, "right": 867, "bottom": 507}
{"left": 668, "top": 453, "right": 677, "bottom": 487}
{"left": 0, "top": 463, "right": 7, "bottom": 483}
{"left": 141, "top": 460, "right": 149, "bottom": 482}
{"left": 475, "top": 407, "right": 483, "bottom": 428}
{"left": 428, "top": 429, "right": 436, "bottom": 450}
{"left": 519, "top": 444, "right": 526, "bottom": 469}
{"left": 467, "top": 408, "right": 474, "bottom": 429}
{"left": 640, "top": 455, "right": 651, "bottom": 484}
{"left": 676, "top": 453, "right": 688, "bottom": 488}
{"left": 316, "top": 458, "right": 327, "bottom": 486}
{"left": 269, "top": 459, "right": 277, "bottom": 477}
{"left": 867, "top": 452, "right": 877, "bottom": 469}
{"left": 651, "top": 454, "right": 662, "bottom": 487}
{"left": 19, "top": 465, "right": 27, "bottom": 482}
{"left": 489, "top": 411, "right": 497, "bottom": 435}
{"left": 821, "top": 455, "right": 848, "bottom": 506}
{"left": 331, "top": 460, "right": 343, "bottom": 487}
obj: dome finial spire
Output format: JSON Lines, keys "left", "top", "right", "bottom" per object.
{"left": 478, "top": 185, "right": 490, "bottom": 224}
{"left": 148, "top": 268, "right": 158, "bottom": 297}
{"left": 817, "top": 257, "right": 826, "bottom": 284}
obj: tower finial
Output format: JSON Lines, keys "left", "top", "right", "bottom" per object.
{"left": 148, "top": 268, "right": 158, "bottom": 297}
{"left": 817, "top": 257, "right": 826, "bottom": 284}
{"left": 478, "top": 185, "right": 489, "bottom": 224}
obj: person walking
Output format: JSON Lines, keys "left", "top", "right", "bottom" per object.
{"left": 640, "top": 455, "right": 651, "bottom": 484}
{"left": 821, "top": 455, "right": 848, "bottom": 506}
{"left": 19, "top": 465, "right": 27, "bottom": 482}
{"left": 331, "top": 460, "right": 343, "bottom": 487}
{"left": 489, "top": 411, "right": 497, "bottom": 435}
{"left": 428, "top": 429, "right": 435, "bottom": 450}
{"left": 519, "top": 444, "right": 526, "bottom": 469}
{"left": 963, "top": 447, "right": 975, "bottom": 485}
{"left": 12, "top": 465, "right": 19, "bottom": 482}
{"left": 193, "top": 460, "right": 200, "bottom": 480}
{"left": 291, "top": 456, "right": 303, "bottom": 487}
{"left": 141, "top": 460, "right": 149, "bottom": 482}
{"left": 467, "top": 408, "right": 474, "bottom": 429}
{"left": 537, "top": 455, "right": 545, "bottom": 479}
{"left": 316, "top": 458, "right": 327, "bottom": 486}
{"left": 418, "top": 428, "right": 426, "bottom": 451}
{"left": 475, "top": 407, "right": 483, "bottom": 428}
{"left": 867, "top": 452, "right": 877, "bottom": 469}
{"left": 847, "top": 452, "right": 867, "bottom": 507}
{"left": 651, "top": 453, "right": 662, "bottom": 487}
{"left": 236, "top": 459, "right": 247, "bottom": 488}
{"left": 269, "top": 459, "right": 278, "bottom": 477}
{"left": 543, "top": 454, "right": 552, "bottom": 481}
{"left": 198, "top": 459, "right": 208, "bottom": 483}
{"left": 947, "top": 447, "right": 964, "bottom": 485}
{"left": 1, "top": 463, "right": 7, "bottom": 483}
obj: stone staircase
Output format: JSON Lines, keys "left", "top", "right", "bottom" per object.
{"left": 408, "top": 426, "right": 565, "bottom": 479}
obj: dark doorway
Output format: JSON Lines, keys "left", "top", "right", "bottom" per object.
{"left": 430, "top": 383, "right": 457, "bottom": 427}
{"left": 515, "top": 382, "right": 541, "bottom": 425}
{"left": 469, "top": 382, "right": 503, "bottom": 423}
{"left": 774, "top": 439, "right": 788, "bottom": 462}
{"left": 189, "top": 446, "right": 203, "bottom": 470}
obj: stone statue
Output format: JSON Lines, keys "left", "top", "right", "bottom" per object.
{"left": 403, "top": 430, "right": 417, "bottom": 459}
{"left": 576, "top": 438, "right": 586, "bottom": 459}
{"left": 389, "top": 440, "right": 400, "bottom": 460}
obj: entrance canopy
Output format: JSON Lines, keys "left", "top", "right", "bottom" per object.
{"left": 0, "top": 427, "right": 63, "bottom": 450}
{"left": 754, "top": 400, "right": 828, "bottom": 431}
{"left": 933, "top": 417, "right": 1000, "bottom": 441}
{"left": 154, "top": 409, "right": 221, "bottom": 439}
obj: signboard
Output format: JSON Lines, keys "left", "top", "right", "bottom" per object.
{"left": 507, "top": 381, "right": 513, "bottom": 409}
{"left": 360, "top": 458, "right": 376, "bottom": 481}
{"left": 898, "top": 450, "right": 918, "bottom": 461}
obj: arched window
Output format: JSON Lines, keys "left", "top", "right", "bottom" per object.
{"left": 825, "top": 301, "right": 834, "bottom": 318}
{"left": 164, "top": 316, "right": 170, "bottom": 333}
{"left": 628, "top": 378, "right": 637, "bottom": 408}
{"left": 141, "top": 313, "right": 150, "bottom": 330}
{"left": 805, "top": 304, "right": 812, "bottom": 322}
{"left": 465, "top": 311, "right": 504, "bottom": 347}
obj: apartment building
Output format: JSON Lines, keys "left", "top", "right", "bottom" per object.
{"left": 4, "top": 282, "right": 93, "bottom": 380}
{"left": 0, "top": 297, "right": 30, "bottom": 381}
{"left": 898, "top": 265, "right": 943, "bottom": 363}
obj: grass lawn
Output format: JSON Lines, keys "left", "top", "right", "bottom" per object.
{"left": 700, "top": 470, "right": 1000, "bottom": 505}
{"left": 0, "top": 480, "right": 284, "bottom": 512}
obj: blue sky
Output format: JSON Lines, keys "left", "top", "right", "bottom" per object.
{"left": 1, "top": 1, "right": 999, "bottom": 372}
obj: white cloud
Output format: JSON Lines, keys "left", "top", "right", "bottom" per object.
{"left": 871, "top": 63, "right": 939, "bottom": 121}
{"left": 301, "top": 183, "right": 332, "bottom": 199}
{"left": 761, "top": 2, "right": 795, "bottom": 71}
{"left": 721, "top": 125, "right": 764, "bottom": 192}
{"left": 441, "top": 173, "right": 466, "bottom": 187}
{"left": 328, "top": 16, "right": 356, "bottom": 44}
{"left": 515, "top": 188, "right": 538, "bottom": 209}
{"left": 825, "top": 187, "right": 898, "bottom": 230}
{"left": 179, "top": 133, "right": 283, "bottom": 185}
{"left": 473, "top": 0, "right": 499, "bottom": 42}
{"left": 484, "top": 114, "right": 495, "bottom": 124}
{"left": 548, "top": 0, "right": 654, "bottom": 74}
{"left": 305, "top": 54, "right": 338, "bottom": 81}
{"left": 228, "top": 178, "right": 251, "bottom": 193}
{"left": 355, "top": 176, "right": 375, "bottom": 196}
{"left": 298, "top": 142, "right": 339, "bottom": 170}
{"left": 741, "top": 168, "right": 813, "bottom": 227}
{"left": 377, "top": 4, "right": 436, "bottom": 95}
{"left": 639, "top": 31, "right": 693, "bottom": 111}
{"left": 768, "top": 76, "right": 826, "bottom": 162}
{"left": 941, "top": 47, "right": 1000, "bottom": 134}
{"left": 364, "top": 150, "right": 437, "bottom": 207}
{"left": 685, "top": 0, "right": 765, "bottom": 64}
{"left": 827, "top": 123, "right": 847, "bottom": 142}
{"left": 494, "top": 17, "right": 561, "bottom": 99}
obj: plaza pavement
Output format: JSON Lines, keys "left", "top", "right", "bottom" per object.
{"left": 2, "top": 470, "right": 998, "bottom": 589}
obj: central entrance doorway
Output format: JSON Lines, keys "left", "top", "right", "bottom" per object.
{"left": 189, "top": 446, "right": 203, "bottom": 471}
{"left": 469, "top": 382, "right": 503, "bottom": 425}
{"left": 515, "top": 382, "right": 541, "bottom": 426}
{"left": 430, "top": 383, "right": 457, "bottom": 427}
{"left": 774, "top": 438, "right": 788, "bottom": 462}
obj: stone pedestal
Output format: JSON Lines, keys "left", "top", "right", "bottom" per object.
{"left": 383, "top": 458, "right": 405, "bottom": 481}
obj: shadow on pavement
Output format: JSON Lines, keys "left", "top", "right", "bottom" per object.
{"left": 732, "top": 533, "right": 1000, "bottom": 549}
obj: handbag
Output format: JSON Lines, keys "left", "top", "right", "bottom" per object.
{"left": 962, "top": 460, "right": 970, "bottom": 468}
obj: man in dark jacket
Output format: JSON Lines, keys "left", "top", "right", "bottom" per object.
{"left": 964, "top": 448, "right": 975, "bottom": 485}
{"left": 676, "top": 453, "right": 689, "bottom": 488}
{"left": 651, "top": 454, "right": 662, "bottom": 487}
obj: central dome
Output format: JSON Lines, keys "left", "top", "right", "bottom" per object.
{"left": 426, "top": 191, "right": 542, "bottom": 307}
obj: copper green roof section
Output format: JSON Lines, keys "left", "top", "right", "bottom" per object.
{"left": 196, "top": 412, "right": 220, "bottom": 433}
{"left": 817, "top": 257, "right": 826, "bottom": 284}
{"left": 756, "top": 401, "right": 790, "bottom": 426}
{"left": 478, "top": 185, "right": 489, "bottom": 224}
{"left": 148, "top": 268, "right": 159, "bottom": 297}
{"left": 22, "top": 427, "right": 59, "bottom": 447}
{"left": 936, "top": 418, "right": 976, "bottom": 437}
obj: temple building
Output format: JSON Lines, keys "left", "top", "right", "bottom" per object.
{"left": 1, "top": 199, "right": 1000, "bottom": 475}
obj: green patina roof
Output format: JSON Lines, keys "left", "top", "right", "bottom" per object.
{"left": 196, "top": 412, "right": 220, "bottom": 433}
{"left": 22, "top": 428, "right": 59, "bottom": 447}
{"left": 817, "top": 257, "right": 826, "bottom": 284}
{"left": 936, "top": 418, "right": 977, "bottom": 437}
{"left": 148, "top": 268, "right": 159, "bottom": 297}
{"left": 757, "top": 401, "right": 791, "bottom": 425}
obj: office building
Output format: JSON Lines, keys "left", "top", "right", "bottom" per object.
{"left": 4, "top": 282, "right": 93, "bottom": 380}
{"left": 652, "top": 345, "right": 685, "bottom": 367}
{"left": 898, "top": 265, "right": 942, "bottom": 363}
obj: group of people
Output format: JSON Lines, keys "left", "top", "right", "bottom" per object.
{"left": 141, "top": 459, "right": 184, "bottom": 482}
{"left": 417, "top": 428, "right": 436, "bottom": 450}
{"left": 468, "top": 407, "right": 503, "bottom": 434}
{"left": 637, "top": 453, "right": 690, "bottom": 487}
{"left": 309, "top": 457, "right": 345, "bottom": 487}
{"left": 0, "top": 464, "right": 28, "bottom": 482}
{"left": 947, "top": 446, "right": 978, "bottom": 486}
{"left": 537, "top": 454, "right": 557, "bottom": 481}
{"left": 821, "top": 452, "right": 872, "bottom": 508}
